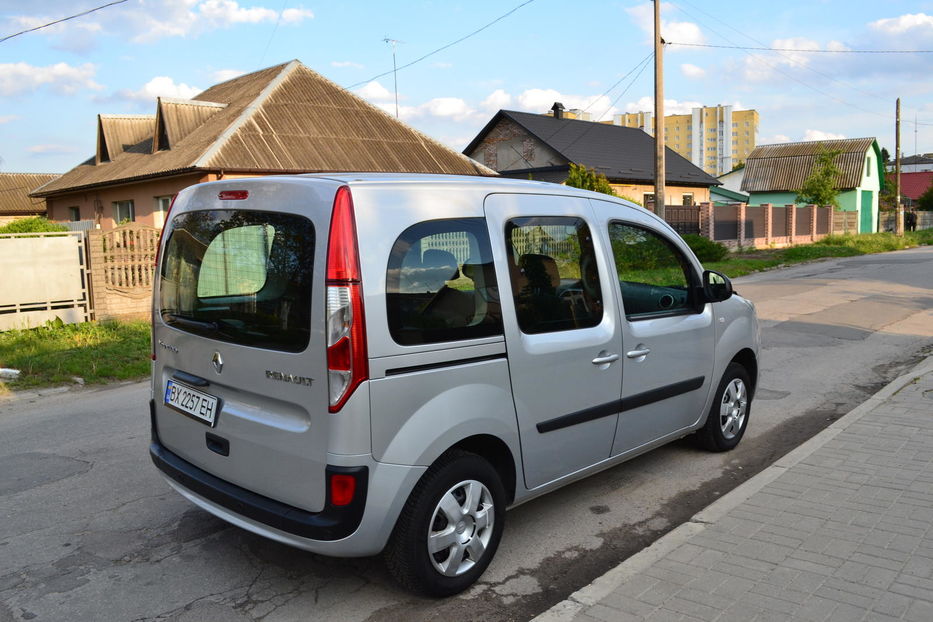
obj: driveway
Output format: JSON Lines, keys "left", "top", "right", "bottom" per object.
{"left": 2, "top": 246, "right": 932, "bottom": 622}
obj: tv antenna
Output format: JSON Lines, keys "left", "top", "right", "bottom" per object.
{"left": 383, "top": 37, "right": 404, "bottom": 118}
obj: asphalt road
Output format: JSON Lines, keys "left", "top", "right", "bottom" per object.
{"left": 2, "top": 246, "right": 932, "bottom": 622}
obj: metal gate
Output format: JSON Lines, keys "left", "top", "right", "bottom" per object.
{"left": 0, "top": 231, "right": 92, "bottom": 331}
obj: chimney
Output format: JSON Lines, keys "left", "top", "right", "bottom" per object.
{"left": 551, "top": 102, "right": 565, "bottom": 119}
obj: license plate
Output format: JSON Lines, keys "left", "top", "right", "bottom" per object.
{"left": 164, "top": 380, "right": 219, "bottom": 426}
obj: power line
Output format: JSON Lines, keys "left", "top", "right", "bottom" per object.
{"left": 674, "top": 1, "right": 933, "bottom": 131}
{"left": 667, "top": 42, "right": 933, "bottom": 54}
{"left": 676, "top": 0, "right": 933, "bottom": 130}
{"left": 0, "top": 0, "right": 129, "bottom": 44}
{"left": 346, "top": 0, "right": 537, "bottom": 90}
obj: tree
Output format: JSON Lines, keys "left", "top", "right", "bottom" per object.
{"left": 565, "top": 163, "right": 617, "bottom": 196}
{"left": 918, "top": 184, "right": 933, "bottom": 211}
{"left": 879, "top": 173, "right": 898, "bottom": 210}
{"left": 881, "top": 147, "right": 891, "bottom": 164}
{"left": 796, "top": 148, "right": 842, "bottom": 207}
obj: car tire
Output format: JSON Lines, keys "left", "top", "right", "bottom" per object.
{"left": 696, "top": 362, "right": 751, "bottom": 452}
{"left": 384, "top": 450, "right": 506, "bottom": 597}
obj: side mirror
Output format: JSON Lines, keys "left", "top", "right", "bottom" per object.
{"left": 703, "top": 270, "right": 733, "bottom": 303}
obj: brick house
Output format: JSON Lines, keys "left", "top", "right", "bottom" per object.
{"left": 32, "top": 60, "right": 493, "bottom": 229}
{"left": 463, "top": 104, "right": 720, "bottom": 207}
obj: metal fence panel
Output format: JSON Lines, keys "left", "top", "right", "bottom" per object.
{"left": 795, "top": 207, "right": 811, "bottom": 236}
{"left": 0, "top": 231, "right": 91, "bottom": 330}
{"left": 714, "top": 204, "right": 739, "bottom": 240}
{"left": 817, "top": 207, "right": 832, "bottom": 234}
{"left": 772, "top": 206, "right": 790, "bottom": 237}
{"left": 745, "top": 206, "right": 766, "bottom": 238}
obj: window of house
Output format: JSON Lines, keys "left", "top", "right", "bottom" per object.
{"left": 68, "top": 206, "right": 80, "bottom": 221}
{"left": 154, "top": 196, "right": 172, "bottom": 228}
{"left": 643, "top": 192, "right": 655, "bottom": 207}
{"left": 112, "top": 200, "right": 135, "bottom": 224}
{"left": 386, "top": 218, "right": 502, "bottom": 346}
{"left": 608, "top": 223, "right": 696, "bottom": 319}
{"left": 682, "top": 193, "right": 695, "bottom": 206}
{"left": 505, "top": 216, "right": 603, "bottom": 334}
{"left": 866, "top": 157, "right": 871, "bottom": 177}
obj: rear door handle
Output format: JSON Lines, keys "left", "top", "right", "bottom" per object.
{"left": 592, "top": 353, "right": 620, "bottom": 365}
{"left": 626, "top": 348, "right": 651, "bottom": 359}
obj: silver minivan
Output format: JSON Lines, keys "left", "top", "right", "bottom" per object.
{"left": 150, "top": 174, "right": 759, "bottom": 596}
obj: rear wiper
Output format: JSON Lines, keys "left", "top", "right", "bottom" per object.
{"left": 164, "top": 313, "right": 218, "bottom": 332}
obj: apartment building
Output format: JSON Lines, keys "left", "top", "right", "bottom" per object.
{"left": 613, "top": 105, "right": 759, "bottom": 176}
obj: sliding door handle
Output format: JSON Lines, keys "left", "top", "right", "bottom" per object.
{"left": 626, "top": 348, "right": 651, "bottom": 359}
{"left": 592, "top": 353, "right": 620, "bottom": 365}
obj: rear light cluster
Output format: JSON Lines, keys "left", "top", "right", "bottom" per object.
{"left": 152, "top": 193, "right": 177, "bottom": 362}
{"left": 325, "top": 186, "right": 368, "bottom": 412}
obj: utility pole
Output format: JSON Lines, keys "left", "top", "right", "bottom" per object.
{"left": 896, "top": 98, "right": 903, "bottom": 236}
{"left": 653, "top": 0, "right": 666, "bottom": 219}
{"left": 383, "top": 37, "right": 402, "bottom": 118}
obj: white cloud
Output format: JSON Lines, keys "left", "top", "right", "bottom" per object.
{"left": 624, "top": 96, "right": 703, "bottom": 116}
{"left": 196, "top": 0, "right": 276, "bottom": 25}
{"left": 870, "top": 13, "right": 933, "bottom": 35}
{"left": 356, "top": 81, "right": 394, "bottom": 102}
{"left": 625, "top": 2, "right": 705, "bottom": 48}
{"left": 211, "top": 69, "right": 246, "bottom": 83}
{"left": 768, "top": 134, "right": 792, "bottom": 143}
{"left": 516, "top": 88, "right": 618, "bottom": 120}
{"left": 420, "top": 97, "right": 475, "bottom": 122}
{"left": 28, "top": 144, "right": 78, "bottom": 155}
{"left": 331, "top": 61, "right": 363, "bottom": 69}
{"left": 4, "top": 1, "right": 313, "bottom": 47}
{"left": 680, "top": 63, "right": 706, "bottom": 79}
{"left": 0, "top": 115, "right": 19, "bottom": 124}
{"left": 804, "top": 129, "right": 846, "bottom": 141}
{"left": 281, "top": 7, "right": 314, "bottom": 23}
{"left": 114, "top": 76, "right": 202, "bottom": 103}
{"left": 480, "top": 89, "right": 511, "bottom": 112}
{"left": 0, "top": 62, "right": 100, "bottom": 96}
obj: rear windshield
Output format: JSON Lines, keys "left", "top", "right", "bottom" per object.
{"left": 159, "top": 209, "right": 314, "bottom": 352}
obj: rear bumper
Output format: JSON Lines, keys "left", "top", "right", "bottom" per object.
{"left": 149, "top": 400, "right": 426, "bottom": 556}
{"left": 150, "top": 440, "right": 367, "bottom": 541}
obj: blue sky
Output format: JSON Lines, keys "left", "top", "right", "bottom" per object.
{"left": 2, "top": 0, "right": 933, "bottom": 174}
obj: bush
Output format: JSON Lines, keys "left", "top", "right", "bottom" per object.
{"left": 681, "top": 234, "right": 729, "bottom": 262}
{"left": 0, "top": 216, "right": 68, "bottom": 234}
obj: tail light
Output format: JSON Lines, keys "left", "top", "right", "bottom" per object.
{"left": 325, "top": 186, "right": 368, "bottom": 412}
{"left": 152, "top": 193, "right": 177, "bottom": 361}
{"left": 329, "top": 473, "right": 357, "bottom": 506}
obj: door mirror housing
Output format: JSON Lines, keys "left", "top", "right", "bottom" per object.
{"left": 702, "top": 270, "right": 733, "bottom": 303}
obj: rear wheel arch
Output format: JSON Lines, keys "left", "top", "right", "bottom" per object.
{"left": 447, "top": 435, "right": 517, "bottom": 505}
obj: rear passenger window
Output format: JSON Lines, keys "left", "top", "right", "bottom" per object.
{"left": 608, "top": 222, "right": 696, "bottom": 319}
{"left": 505, "top": 217, "right": 603, "bottom": 334}
{"left": 386, "top": 219, "right": 502, "bottom": 346}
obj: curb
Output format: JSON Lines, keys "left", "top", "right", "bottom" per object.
{"left": 0, "top": 378, "right": 147, "bottom": 406}
{"left": 533, "top": 353, "right": 933, "bottom": 622}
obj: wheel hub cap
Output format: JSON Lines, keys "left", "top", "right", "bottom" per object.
{"left": 427, "top": 479, "right": 495, "bottom": 577}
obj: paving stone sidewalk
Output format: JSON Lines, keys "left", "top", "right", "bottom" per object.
{"left": 537, "top": 356, "right": 933, "bottom": 622}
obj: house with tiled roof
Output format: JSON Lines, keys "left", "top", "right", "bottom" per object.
{"left": 33, "top": 60, "right": 493, "bottom": 230}
{"left": 742, "top": 138, "right": 884, "bottom": 233}
{"left": 463, "top": 104, "right": 720, "bottom": 207}
{"left": 899, "top": 171, "right": 933, "bottom": 207}
{"left": 0, "top": 173, "right": 60, "bottom": 225}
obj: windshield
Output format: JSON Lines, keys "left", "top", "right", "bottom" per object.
{"left": 159, "top": 209, "right": 315, "bottom": 352}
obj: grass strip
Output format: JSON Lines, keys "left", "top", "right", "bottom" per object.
{"left": 0, "top": 320, "right": 150, "bottom": 390}
{"left": 705, "top": 230, "right": 933, "bottom": 279}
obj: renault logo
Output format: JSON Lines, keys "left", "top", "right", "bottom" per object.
{"left": 211, "top": 352, "right": 224, "bottom": 374}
